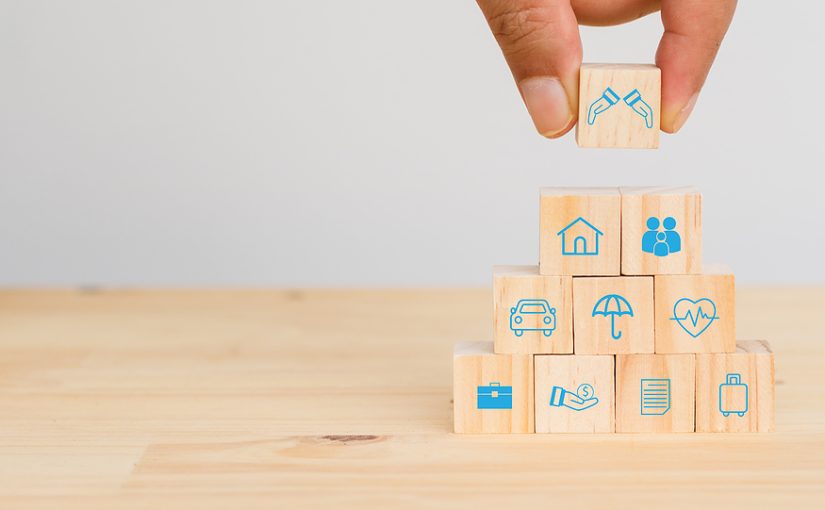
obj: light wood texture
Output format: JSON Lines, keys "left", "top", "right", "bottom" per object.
{"left": 534, "top": 355, "right": 614, "bottom": 433}
{"left": 621, "top": 186, "right": 703, "bottom": 275}
{"left": 576, "top": 63, "right": 661, "bottom": 149}
{"left": 654, "top": 267, "right": 736, "bottom": 353}
{"left": 493, "top": 266, "right": 573, "bottom": 354}
{"left": 539, "top": 187, "right": 621, "bottom": 276}
{"left": 573, "top": 276, "right": 654, "bottom": 354}
{"left": 453, "top": 342, "right": 534, "bottom": 434}
{"left": 696, "top": 340, "right": 775, "bottom": 432}
{"left": 0, "top": 287, "right": 823, "bottom": 509}
{"left": 616, "top": 354, "right": 696, "bottom": 433}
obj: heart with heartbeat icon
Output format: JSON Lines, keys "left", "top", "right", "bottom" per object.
{"left": 670, "top": 298, "right": 719, "bottom": 338}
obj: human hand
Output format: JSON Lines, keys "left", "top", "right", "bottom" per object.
{"left": 475, "top": 0, "right": 737, "bottom": 137}
{"left": 623, "top": 89, "right": 654, "bottom": 128}
{"left": 549, "top": 385, "right": 599, "bottom": 411}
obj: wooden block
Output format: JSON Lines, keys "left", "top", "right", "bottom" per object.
{"left": 654, "top": 266, "right": 736, "bottom": 353}
{"left": 576, "top": 63, "right": 661, "bottom": 149}
{"left": 620, "top": 186, "right": 702, "bottom": 275}
{"left": 616, "top": 354, "right": 695, "bottom": 433}
{"left": 539, "top": 187, "right": 621, "bottom": 276}
{"left": 573, "top": 276, "right": 654, "bottom": 355}
{"left": 534, "top": 355, "right": 614, "bottom": 433}
{"left": 453, "top": 342, "right": 534, "bottom": 434}
{"left": 493, "top": 266, "right": 573, "bottom": 354}
{"left": 696, "top": 340, "right": 775, "bottom": 432}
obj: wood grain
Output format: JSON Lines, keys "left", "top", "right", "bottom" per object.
{"left": 616, "top": 354, "right": 696, "bottom": 433}
{"left": 576, "top": 63, "right": 661, "bottom": 149}
{"left": 696, "top": 340, "right": 775, "bottom": 432}
{"left": 453, "top": 342, "right": 534, "bottom": 434}
{"left": 0, "top": 288, "right": 822, "bottom": 508}
{"left": 539, "top": 187, "right": 621, "bottom": 276}
{"left": 534, "top": 354, "right": 614, "bottom": 433}
{"left": 654, "top": 266, "right": 736, "bottom": 353}
{"left": 493, "top": 266, "right": 573, "bottom": 354}
{"left": 573, "top": 276, "right": 654, "bottom": 354}
{"left": 621, "top": 186, "right": 703, "bottom": 275}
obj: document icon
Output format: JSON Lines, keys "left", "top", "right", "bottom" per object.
{"left": 640, "top": 378, "right": 671, "bottom": 416}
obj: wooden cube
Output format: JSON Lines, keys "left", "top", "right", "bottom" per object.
{"left": 654, "top": 266, "right": 735, "bottom": 354}
{"left": 621, "top": 186, "right": 702, "bottom": 275}
{"left": 453, "top": 342, "right": 534, "bottom": 434}
{"left": 576, "top": 63, "right": 661, "bottom": 149}
{"left": 616, "top": 354, "right": 695, "bottom": 433}
{"left": 539, "top": 187, "right": 621, "bottom": 276}
{"left": 573, "top": 276, "right": 654, "bottom": 355}
{"left": 696, "top": 340, "right": 775, "bottom": 432}
{"left": 534, "top": 355, "right": 614, "bottom": 433}
{"left": 493, "top": 266, "right": 573, "bottom": 354}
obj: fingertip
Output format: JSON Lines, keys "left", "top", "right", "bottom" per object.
{"left": 540, "top": 116, "right": 577, "bottom": 139}
{"left": 662, "top": 91, "right": 699, "bottom": 134}
{"left": 519, "top": 77, "right": 577, "bottom": 139}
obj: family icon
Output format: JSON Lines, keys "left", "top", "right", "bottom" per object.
{"left": 642, "top": 216, "right": 681, "bottom": 257}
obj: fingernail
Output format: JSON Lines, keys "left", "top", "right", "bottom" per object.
{"left": 519, "top": 77, "right": 573, "bottom": 138}
{"left": 672, "top": 92, "right": 699, "bottom": 133}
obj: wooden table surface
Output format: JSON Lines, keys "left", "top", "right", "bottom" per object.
{"left": 1, "top": 288, "right": 823, "bottom": 509}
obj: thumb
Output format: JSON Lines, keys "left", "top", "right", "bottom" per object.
{"left": 656, "top": 0, "right": 737, "bottom": 133}
{"left": 477, "top": 0, "right": 582, "bottom": 138}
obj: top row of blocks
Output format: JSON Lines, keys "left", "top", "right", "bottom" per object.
{"left": 539, "top": 187, "right": 702, "bottom": 276}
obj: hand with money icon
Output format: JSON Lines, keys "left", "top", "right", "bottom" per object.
{"left": 549, "top": 383, "right": 599, "bottom": 412}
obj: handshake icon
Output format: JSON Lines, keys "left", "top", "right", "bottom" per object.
{"left": 587, "top": 87, "right": 654, "bottom": 129}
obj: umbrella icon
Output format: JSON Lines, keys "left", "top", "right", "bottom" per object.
{"left": 591, "top": 294, "right": 634, "bottom": 340}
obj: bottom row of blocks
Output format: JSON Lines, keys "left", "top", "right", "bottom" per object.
{"left": 453, "top": 340, "right": 774, "bottom": 434}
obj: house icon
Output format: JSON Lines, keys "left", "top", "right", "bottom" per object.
{"left": 557, "top": 217, "right": 603, "bottom": 256}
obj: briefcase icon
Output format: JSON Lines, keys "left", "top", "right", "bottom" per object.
{"left": 477, "top": 382, "right": 513, "bottom": 410}
{"left": 719, "top": 373, "right": 749, "bottom": 417}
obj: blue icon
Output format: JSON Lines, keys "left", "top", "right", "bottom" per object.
{"left": 557, "top": 217, "right": 602, "bottom": 256}
{"left": 719, "top": 373, "right": 748, "bottom": 417}
{"left": 509, "top": 299, "right": 556, "bottom": 337}
{"left": 623, "top": 89, "right": 654, "bottom": 128}
{"left": 477, "top": 382, "right": 512, "bottom": 410}
{"left": 642, "top": 216, "right": 681, "bottom": 257}
{"left": 670, "top": 297, "right": 718, "bottom": 338}
{"left": 587, "top": 87, "right": 620, "bottom": 125}
{"left": 588, "top": 87, "right": 654, "bottom": 128}
{"left": 549, "top": 383, "right": 599, "bottom": 411}
{"left": 641, "top": 378, "right": 671, "bottom": 415}
{"left": 592, "top": 294, "right": 634, "bottom": 340}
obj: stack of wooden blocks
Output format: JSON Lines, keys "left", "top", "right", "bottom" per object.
{"left": 453, "top": 186, "right": 776, "bottom": 434}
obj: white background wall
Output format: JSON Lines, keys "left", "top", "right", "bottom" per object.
{"left": 1, "top": 1, "right": 823, "bottom": 286}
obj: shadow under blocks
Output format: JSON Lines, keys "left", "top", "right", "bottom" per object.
{"left": 453, "top": 186, "right": 775, "bottom": 433}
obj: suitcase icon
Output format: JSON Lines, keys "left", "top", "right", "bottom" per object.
{"left": 719, "top": 373, "right": 749, "bottom": 417}
{"left": 477, "top": 382, "right": 513, "bottom": 410}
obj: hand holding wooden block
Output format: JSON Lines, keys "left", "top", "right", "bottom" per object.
{"left": 539, "top": 187, "right": 621, "bottom": 276}
{"left": 696, "top": 340, "right": 775, "bottom": 432}
{"left": 621, "top": 186, "right": 703, "bottom": 275}
{"left": 453, "top": 342, "right": 534, "bottom": 434}
{"left": 535, "top": 355, "right": 615, "bottom": 433}
{"left": 493, "top": 266, "right": 573, "bottom": 354}
{"left": 576, "top": 64, "right": 661, "bottom": 149}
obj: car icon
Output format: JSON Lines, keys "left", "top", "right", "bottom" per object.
{"left": 509, "top": 299, "right": 556, "bottom": 337}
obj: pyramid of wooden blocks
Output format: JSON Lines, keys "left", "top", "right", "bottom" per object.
{"left": 453, "top": 186, "right": 776, "bottom": 434}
